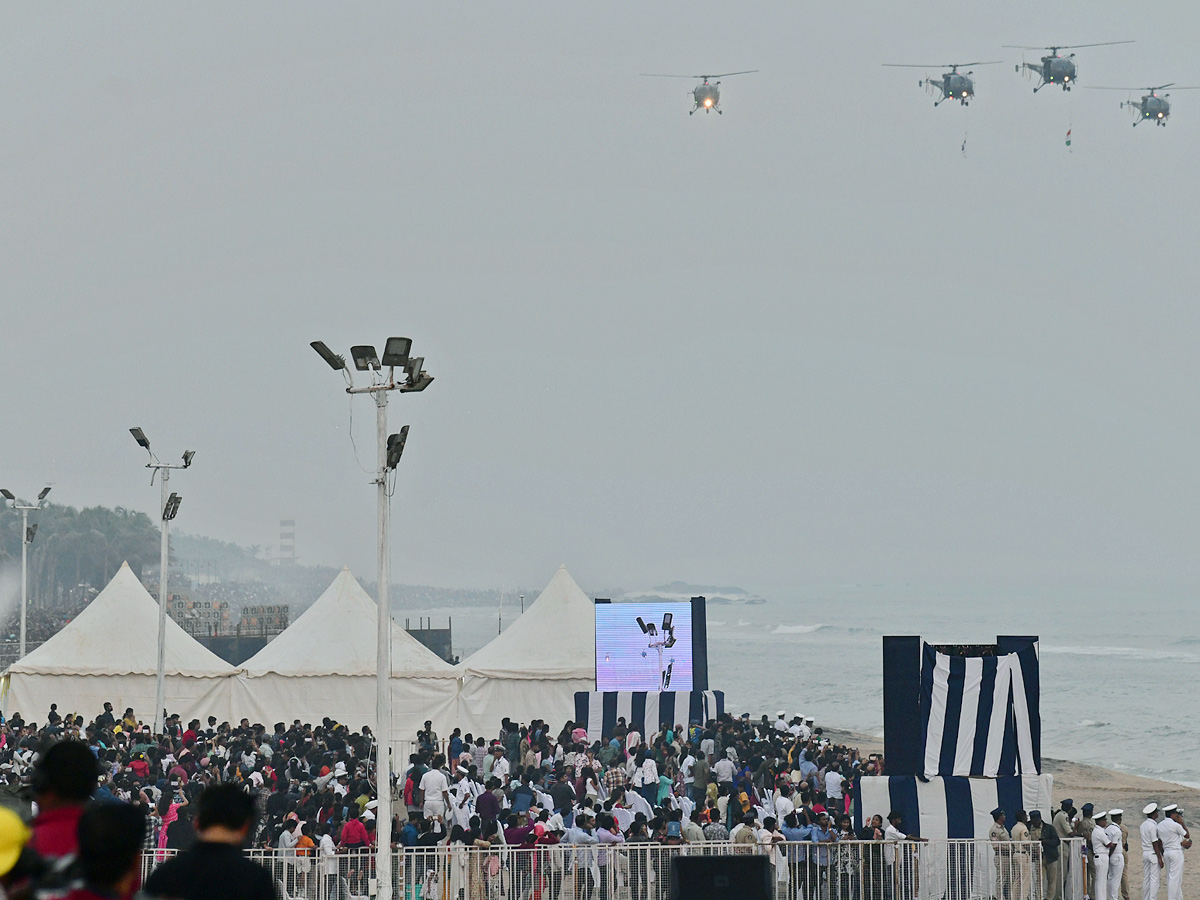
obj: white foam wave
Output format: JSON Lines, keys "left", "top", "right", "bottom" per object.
{"left": 771, "top": 624, "right": 827, "bottom": 635}
{"left": 1078, "top": 720, "right": 1110, "bottom": 728}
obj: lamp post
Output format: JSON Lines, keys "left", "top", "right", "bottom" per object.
{"left": 129, "top": 429, "right": 194, "bottom": 734}
{"left": 0, "top": 486, "right": 51, "bottom": 658}
{"left": 311, "top": 336, "right": 431, "bottom": 900}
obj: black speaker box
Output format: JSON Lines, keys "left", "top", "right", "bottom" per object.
{"left": 670, "top": 855, "right": 773, "bottom": 900}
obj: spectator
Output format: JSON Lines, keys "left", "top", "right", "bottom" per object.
{"left": 68, "top": 802, "right": 146, "bottom": 900}
{"left": 143, "top": 783, "right": 276, "bottom": 900}
{"left": 29, "top": 740, "right": 100, "bottom": 859}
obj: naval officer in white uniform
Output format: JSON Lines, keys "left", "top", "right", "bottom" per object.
{"left": 1105, "top": 810, "right": 1125, "bottom": 900}
{"left": 1091, "top": 811, "right": 1115, "bottom": 900}
{"left": 1141, "top": 803, "right": 1164, "bottom": 900}
{"left": 1158, "top": 805, "right": 1191, "bottom": 900}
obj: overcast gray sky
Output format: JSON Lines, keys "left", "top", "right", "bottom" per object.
{"left": 4, "top": 3, "right": 1200, "bottom": 595}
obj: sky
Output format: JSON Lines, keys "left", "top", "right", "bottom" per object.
{"left": 4, "top": 2, "right": 1200, "bottom": 596}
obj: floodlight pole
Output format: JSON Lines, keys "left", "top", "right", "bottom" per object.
{"left": 19, "top": 506, "right": 28, "bottom": 658}
{"left": 155, "top": 467, "right": 170, "bottom": 734}
{"left": 129, "top": 431, "right": 193, "bottom": 735}
{"left": 2, "top": 490, "right": 50, "bottom": 660}
{"left": 316, "top": 340, "right": 431, "bottom": 900}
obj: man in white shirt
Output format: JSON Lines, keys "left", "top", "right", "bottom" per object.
{"left": 774, "top": 784, "right": 795, "bottom": 823}
{"left": 1106, "top": 811, "right": 1125, "bottom": 900}
{"left": 680, "top": 751, "right": 696, "bottom": 793}
{"left": 1141, "top": 803, "right": 1164, "bottom": 900}
{"left": 491, "top": 750, "right": 511, "bottom": 783}
{"left": 1158, "top": 805, "right": 1191, "bottom": 900}
{"left": 713, "top": 755, "right": 737, "bottom": 786}
{"left": 419, "top": 754, "right": 451, "bottom": 821}
{"left": 319, "top": 824, "right": 339, "bottom": 899}
{"left": 773, "top": 711, "right": 789, "bottom": 733}
{"left": 788, "top": 717, "right": 812, "bottom": 741}
{"left": 1091, "top": 811, "right": 1115, "bottom": 900}
{"left": 824, "top": 767, "right": 845, "bottom": 810}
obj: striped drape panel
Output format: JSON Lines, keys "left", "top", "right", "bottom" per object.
{"left": 574, "top": 691, "right": 724, "bottom": 741}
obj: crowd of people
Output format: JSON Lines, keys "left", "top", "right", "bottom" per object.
{"left": 0, "top": 703, "right": 1189, "bottom": 900}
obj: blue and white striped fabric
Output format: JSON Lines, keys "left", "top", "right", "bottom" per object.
{"left": 853, "top": 774, "right": 1054, "bottom": 840}
{"left": 574, "top": 691, "right": 723, "bottom": 742}
{"left": 920, "top": 642, "right": 1041, "bottom": 779}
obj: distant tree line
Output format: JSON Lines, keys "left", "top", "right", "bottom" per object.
{"left": 0, "top": 504, "right": 159, "bottom": 607}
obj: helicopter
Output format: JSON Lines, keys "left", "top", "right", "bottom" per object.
{"left": 882, "top": 61, "right": 1001, "bottom": 106}
{"left": 640, "top": 70, "right": 758, "bottom": 114}
{"left": 1003, "top": 41, "right": 1133, "bottom": 92}
{"left": 1086, "top": 83, "right": 1200, "bottom": 126}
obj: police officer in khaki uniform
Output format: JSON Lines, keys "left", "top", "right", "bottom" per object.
{"left": 1011, "top": 809, "right": 1033, "bottom": 900}
{"left": 1077, "top": 803, "right": 1098, "bottom": 897}
{"left": 1055, "top": 800, "right": 1077, "bottom": 900}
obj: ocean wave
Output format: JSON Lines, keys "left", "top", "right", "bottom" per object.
{"left": 771, "top": 624, "right": 828, "bottom": 635}
{"left": 1077, "top": 720, "right": 1110, "bottom": 728}
{"left": 1041, "top": 645, "right": 1199, "bottom": 662}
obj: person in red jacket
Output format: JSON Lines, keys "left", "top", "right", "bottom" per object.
{"left": 29, "top": 740, "right": 100, "bottom": 859}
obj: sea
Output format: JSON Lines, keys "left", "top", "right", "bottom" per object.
{"left": 409, "top": 583, "right": 1200, "bottom": 787}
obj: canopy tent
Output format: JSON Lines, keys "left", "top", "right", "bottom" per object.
{"left": 231, "top": 568, "right": 458, "bottom": 742}
{"left": 1, "top": 562, "right": 235, "bottom": 723}
{"left": 456, "top": 565, "right": 596, "bottom": 735}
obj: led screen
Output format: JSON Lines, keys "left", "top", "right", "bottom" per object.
{"left": 595, "top": 602, "right": 694, "bottom": 691}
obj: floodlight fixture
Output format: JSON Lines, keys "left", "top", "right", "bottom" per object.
{"left": 311, "top": 341, "right": 347, "bottom": 371}
{"left": 163, "top": 492, "right": 182, "bottom": 521}
{"left": 664, "top": 634, "right": 677, "bottom": 649}
{"left": 636, "top": 616, "right": 649, "bottom": 634}
{"left": 182, "top": 450, "right": 196, "bottom": 468}
{"left": 0, "top": 489, "right": 14, "bottom": 502}
{"left": 381, "top": 337, "right": 412, "bottom": 368}
{"left": 405, "top": 356, "right": 424, "bottom": 382}
{"left": 386, "top": 425, "right": 410, "bottom": 470}
{"left": 25, "top": 523, "right": 38, "bottom": 544}
{"left": 130, "top": 427, "right": 151, "bottom": 452}
{"left": 37, "top": 487, "right": 51, "bottom": 501}
{"left": 662, "top": 612, "right": 673, "bottom": 630}
{"left": 351, "top": 345, "right": 381, "bottom": 372}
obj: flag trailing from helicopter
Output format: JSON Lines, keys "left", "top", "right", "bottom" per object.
{"left": 1065, "top": 128, "right": 1071, "bottom": 146}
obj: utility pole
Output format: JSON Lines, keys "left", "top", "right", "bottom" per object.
{"left": 1, "top": 486, "right": 51, "bottom": 658}
{"left": 129, "top": 429, "right": 194, "bottom": 734}
{"left": 312, "top": 337, "right": 431, "bottom": 900}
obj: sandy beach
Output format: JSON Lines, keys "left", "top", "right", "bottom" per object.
{"left": 823, "top": 729, "right": 1198, "bottom": 898}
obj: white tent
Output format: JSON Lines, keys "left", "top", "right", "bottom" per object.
{"left": 231, "top": 568, "right": 459, "bottom": 742}
{"left": 456, "top": 565, "right": 595, "bottom": 735}
{"left": 1, "top": 562, "right": 235, "bottom": 724}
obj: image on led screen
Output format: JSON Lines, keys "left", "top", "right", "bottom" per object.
{"left": 596, "top": 603, "right": 693, "bottom": 692}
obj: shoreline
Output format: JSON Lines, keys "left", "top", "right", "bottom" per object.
{"left": 823, "top": 726, "right": 1198, "bottom": 899}
{"left": 824, "top": 725, "right": 1200, "bottom": 795}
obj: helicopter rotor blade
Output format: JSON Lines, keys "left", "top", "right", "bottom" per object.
{"left": 705, "top": 70, "right": 759, "bottom": 79}
{"left": 1084, "top": 84, "right": 1196, "bottom": 92}
{"left": 1002, "top": 40, "right": 1134, "bottom": 51}
{"left": 883, "top": 61, "right": 1001, "bottom": 69}
{"left": 640, "top": 73, "right": 702, "bottom": 78}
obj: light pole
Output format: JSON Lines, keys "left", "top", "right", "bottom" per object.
{"left": 0, "top": 486, "right": 51, "bottom": 658}
{"left": 311, "top": 336, "right": 432, "bottom": 900}
{"left": 129, "top": 428, "right": 194, "bottom": 734}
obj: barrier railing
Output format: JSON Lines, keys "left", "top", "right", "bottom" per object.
{"left": 141, "top": 838, "right": 1085, "bottom": 900}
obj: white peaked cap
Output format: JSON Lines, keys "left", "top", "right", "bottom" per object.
{"left": 1143, "top": 803, "right": 1158, "bottom": 815}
